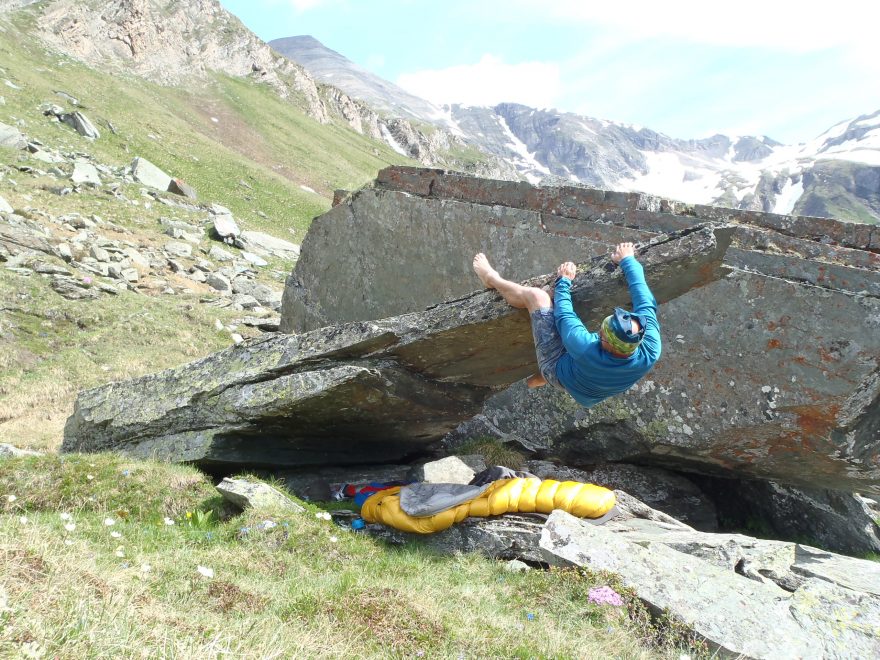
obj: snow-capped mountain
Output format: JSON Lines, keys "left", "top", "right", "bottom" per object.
{"left": 445, "top": 104, "right": 880, "bottom": 221}
{"left": 274, "top": 34, "right": 879, "bottom": 224}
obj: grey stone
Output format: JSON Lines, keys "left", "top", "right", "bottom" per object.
{"left": 30, "top": 149, "right": 63, "bottom": 164}
{"left": 209, "top": 245, "right": 235, "bottom": 262}
{"left": 61, "top": 111, "right": 99, "bottom": 139}
{"left": 51, "top": 275, "right": 99, "bottom": 300}
{"left": 216, "top": 477, "right": 304, "bottom": 513}
{"left": 231, "top": 278, "right": 282, "bottom": 307}
{"left": 212, "top": 214, "right": 240, "bottom": 240}
{"left": 121, "top": 268, "right": 139, "bottom": 283}
{"left": 188, "top": 269, "right": 206, "bottom": 283}
{"left": 230, "top": 293, "right": 260, "bottom": 309}
{"left": 0, "top": 443, "right": 43, "bottom": 458}
{"left": 55, "top": 243, "right": 73, "bottom": 262}
{"left": 168, "top": 178, "right": 197, "bottom": 200}
{"left": 164, "top": 241, "right": 192, "bottom": 258}
{"left": 0, "top": 121, "right": 26, "bottom": 149}
{"left": 541, "top": 510, "right": 880, "bottom": 659}
{"left": 408, "top": 455, "right": 487, "bottom": 484}
{"left": 368, "top": 514, "right": 547, "bottom": 562}
{"left": 131, "top": 157, "right": 172, "bottom": 190}
{"left": 70, "top": 162, "right": 101, "bottom": 186}
{"left": 0, "top": 195, "right": 12, "bottom": 214}
{"left": 236, "top": 230, "right": 299, "bottom": 259}
{"left": 206, "top": 273, "right": 231, "bottom": 292}
{"left": 122, "top": 247, "right": 149, "bottom": 269}
{"left": 61, "top": 224, "right": 730, "bottom": 470}
{"left": 241, "top": 251, "right": 267, "bottom": 267}
{"left": 31, "top": 260, "right": 71, "bottom": 276}
{"left": 0, "top": 222, "right": 55, "bottom": 260}
{"left": 89, "top": 245, "right": 110, "bottom": 262}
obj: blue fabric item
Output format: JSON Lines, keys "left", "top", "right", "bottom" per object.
{"left": 609, "top": 307, "right": 646, "bottom": 343}
{"left": 552, "top": 255, "right": 661, "bottom": 408}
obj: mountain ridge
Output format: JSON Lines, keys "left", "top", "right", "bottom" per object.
{"left": 272, "top": 33, "right": 880, "bottom": 224}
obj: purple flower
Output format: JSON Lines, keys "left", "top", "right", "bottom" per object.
{"left": 83, "top": 276, "right": 92, "bottom": 285}
{"left": 588, "top": 586, "right": 624, "bottom": 607}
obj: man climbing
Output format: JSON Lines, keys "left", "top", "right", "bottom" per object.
{"left": 472, "top": 242, "right": 660, "bottom": 408}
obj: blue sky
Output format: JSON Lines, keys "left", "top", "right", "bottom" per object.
{"left": 221, "top": 0, "right": 880, "bottom": 145}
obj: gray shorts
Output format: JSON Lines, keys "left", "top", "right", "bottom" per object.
{"left": 530, "top": 307, "right": 566, "bottom": 391}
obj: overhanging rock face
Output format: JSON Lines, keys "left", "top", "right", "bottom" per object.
{"left": 62, "top": 225, "right": 728, "bottom": 469}
{"left": 281, "top": 166, "right": 880, "bottom": 493}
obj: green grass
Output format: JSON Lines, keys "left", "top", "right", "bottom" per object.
{"left": 0, "top": 453, "right": 702, "bottom": 658}
{"left": 454, "top": 436, "right": 527, "bottom": 470}
{"left": 0, "top": 265, "right": 243, "bottom": 453}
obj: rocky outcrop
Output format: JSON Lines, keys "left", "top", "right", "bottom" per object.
{"left": 541, "top": 510, "right": 880, "bottom": 658}
{"left": 31, "top": 0, "right": 329, "bottom": 121}
{"left": 62, "top": 224, "right": 729, "bottom": 470}
{"left": 282, "top": 167, "right": 880, "bottom": 496}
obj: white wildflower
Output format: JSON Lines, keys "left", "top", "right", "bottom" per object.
{"left": 63, "top": 539, "right": 73, "bottom": 546}
{"left": 141, "top": 563, "right": 152, "bottom": 573}
{"left": 114, "top": 546, "right": 125, "bottom": 558}
{"left": 163, "top": 517, "right": 175, "bottom": 526}
{"left": 197, "top": 565, "right": 214, "bottom": 579}
{"left": 19, "top": 516, "right": 28, "bottom": 524}
{"left": 20, "top": 641, "right": 45, "bottom": 659}
{"left": 103, "top": 518, "right": 115, "bottom": 526}
{"left": 258, "top": 520, "right": 277, "bottom": 530}
{"left": 64, "top": 522, "right": 76, "bottom": 532}
{"left": 59, "top": 512, "right": 72, "bottom": 521}
{"left": 86, "top": 474, "right": 94, "bottom": 481}
{"left": 110, "top": 531, "right": 122, "bottom": 539}
{"left": 329, "top": 535, "right": 338, "bottom": 543}
{"left": 6, "top": 494, "right": 16, "bottom": 503}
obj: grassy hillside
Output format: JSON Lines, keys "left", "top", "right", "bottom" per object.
{"left": 795, "top": 160, "right": 880, "bottom": 225}
{"left": 0, "top": 12, "right": 411, "bottom": 240}
{"left": 0, "top": 9, "right": 416, "bottom": 452}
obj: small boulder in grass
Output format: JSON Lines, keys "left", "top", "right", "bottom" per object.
{"left": 216, "top": 477, "right": 304, "bottom": 513}
{"left": 168, "top": 178, "right": 197, "bottom": 200}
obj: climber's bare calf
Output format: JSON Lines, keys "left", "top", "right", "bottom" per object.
{"left": 472, "top": 253, "right": 551, "bottom": 312}
{"left": 473, "top": 253, "right": 551, "bottom": 388}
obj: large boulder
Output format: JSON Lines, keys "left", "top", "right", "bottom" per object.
{"left": 283, "top": 167, "right": 880, "bottom": 495}
{"left": 62, "top": 225, "right": 729, "bottom": 471}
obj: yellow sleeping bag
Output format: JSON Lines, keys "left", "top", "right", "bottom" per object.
{"left": 360, "top": 477, "right": 616, "bottom": 534}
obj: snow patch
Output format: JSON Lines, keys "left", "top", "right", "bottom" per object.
{"left": 497, "top": 115, "right": 551, "bottom": 176}
{"left": 380, "top": 124, "right": 409, "bottom": 157}
{"left": 772, "top": 177, "right": 803, "bottom": 215}
{"left": 618, "top": 152, "right": 726, "bottom": 204}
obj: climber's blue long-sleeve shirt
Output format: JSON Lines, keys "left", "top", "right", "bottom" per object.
{"left": 553, "top": 256, "right": 661, "bottom": 408}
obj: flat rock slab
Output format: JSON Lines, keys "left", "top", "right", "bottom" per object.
{"left": 131, "top": 157, "right": 172, "bottom": 191}
{"left": 541, "top": 510, "right": 880, "bottom": 659}
{"left": 62, "top": 226, "right": 730, "bottom": 470}
{"left": 216, "top": 477, "right": 304, "bottom": 512}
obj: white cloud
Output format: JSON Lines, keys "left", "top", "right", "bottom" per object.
{"left": 397, "top": 55, "right": 560, "bottom": 108}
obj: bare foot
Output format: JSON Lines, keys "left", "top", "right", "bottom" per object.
{"left": 526, "top": 373, "right": 547, "bottom": 388}
{"left": 473, "top": 253, "right": 499, "bottom": 289}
